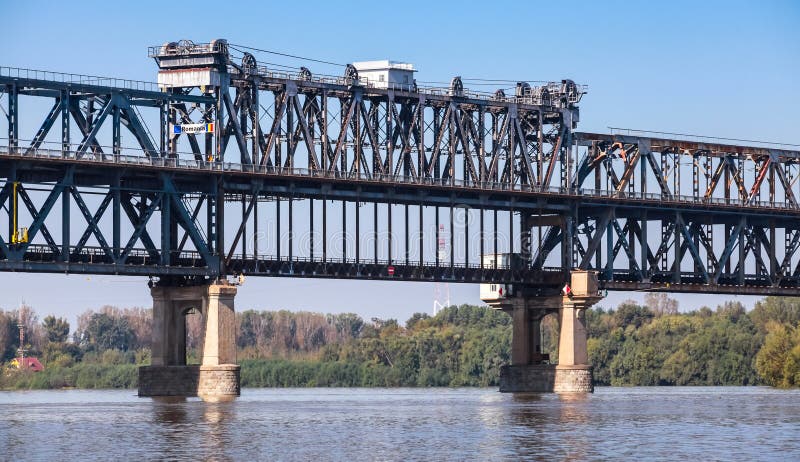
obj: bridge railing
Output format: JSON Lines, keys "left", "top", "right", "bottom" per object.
{"left": 0, "top": 66, "right": 160, "bottom": 92}
{"left": 1, "top": 142, "right": 797, "bottom": 212}
{"left": 20, "top": 243, "right": 570, "bottom": 274}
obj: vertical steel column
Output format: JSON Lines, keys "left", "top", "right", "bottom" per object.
{"left": 7, "top": 164, "right": 15, "bottom": 244}
{"left": 738, "top": 218, "right": 746, "bottom": 285}
{"left": 433, "top": 108, "right": 440, "bottom": 180}
{"left": 405, "top": 204, "right": 409, "bottom": 265}
{"left": 641, "top": 210, "right": 648, "bottom": 280}
{"left": 418, "top": 204, "right": 423, "bottom": 268}
{"left": 274, "top": 92, "right": 282, "bottom": 169}
{"left": 388, "top": 204, "right": 392, "bottom": 264}
{"left": 705, "top": 220, "right": 713, "bottom": 275}
{"left": 692, "top": 151, "right": 699, "bottom": 199}
{"left": 253, "top": 195, "right": 259, "bottom": 263}
{"left": 322, "top": 199, "right": 327, "bottom": 263}
{"left": 595, "top": 216, "right": 602, "bottom": 271}
{"left": 288, "top": 197, "right": 293, "bottom": 262}
{"left": 770, "top": 222, "right": 777, "bottom": 277}
{"left": 342, "top": 200, "right": 347, "bottom": 261}
{"left": 353, "top": 96, "right": 361, "bottom": 176}
{"left": 520, "top": 211, "right": 529, "bottom": 264}
{"left": 508, "top": 114, "right": 516, "bottom": 186}
{"left": 769, "top": 159, "right": 776, "bottom": 204}
{"left": 563, "top": 215, "right": 574, "bottom": 270}
{"left": 449, "top": 206, "right": 454, "bottom": 268}
{"left": 355, "top": 201, "right": 360, "bottom": 265}
{"left": 480, "top": 210, "right": 484, "bottom": 268}
{"left": 605, "top": 214, "right": 614, "bottom": 279}
{"left": 374, "top": 202, "right": 378, "bottom": 264}
{"left": 241, "top": 194, "right": 247, "bottom": 258}
{"left": 478, "top": 106, "right": 486, "bottom": 182}
{"left": 214, "top": 184, "right": 226, "bottom": 272}
{"left": 435, "top": 206, "right": 439, "bottom": 267}
{"left": 207, "top": 181, "right": 216, "bottom": 255}
{"left": 286, "top": 95, "right": 293, "bottom": 171}
{"left": 275, "top": 197, "right": 280, "bottom": 260}
{"left": 493, "top": 210, "right": 498, "bottom": 268}
{"left": 161, "top": 189, "right": 172, "bottom": 266}
{"left": 448, "top": 105, "right": 456, "bottom": 186}
{"left": 112, "top": 172, "right": 121, "bottom": 261}
{"left": 62, "top": 170, "right": 72, "bottom": 262}
{"left": 509, "top": 210, "right": 514, "bottom": 255}
{"left": 112, "top": 101, "right": 121, "bottom": 157}
{"left": 215, "top": 86, "right": 224, "bottom": 162}
{"left": 7, "top": 83, "right": 18, "bottom": 153}
{"left": 673, "top": 212, "right": 682, "bottom": 283}
{"left": 640, "top": 144, "right": 647, "bottom": 195}
{"left": 417, "top": 96, "right": 426, "bottom": 183}
{"left": 309, "top": 198, "right": 314, "bottom": 259}
{"left": 252, "top": 87, "right": 260, "bottom": 166}
{"left": 340, "top": 100, "right": 347, "bottom": 172}
{"left": 321, "top": 90, "right": 328, "bottom": 171}
{"left": 61, "top": 90, "right": 70, "bottom": 154}
{"left": 675, "top": 150, "right": 681, "bottom": 197}
{"left": 464, "top": 207, "right": 469, "bottom": 267}
{"left": 537, "top": 111, "right": 544, "bottom": 186}
{"left": 240, "top": 89, "right": 249, "bottom": 165}
{"left": 158, "top": 99, "right": 166, "bottom": 156}
{"left": 386, "top": 96, "right": 394, "bottom": 175}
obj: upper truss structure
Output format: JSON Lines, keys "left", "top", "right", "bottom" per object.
{"left": 0, "top": 39, "right": 798, "bottom": 296}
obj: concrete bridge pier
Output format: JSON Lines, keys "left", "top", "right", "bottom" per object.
{"left": 138, "top": 281, "right": 240, "bottom": 402}
{"left": 484, "top": 271, "right": 602, "bottom": 393}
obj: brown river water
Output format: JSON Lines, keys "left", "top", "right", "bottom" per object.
{"left": 1, "top": 387, "right": 799, "bottom": 461}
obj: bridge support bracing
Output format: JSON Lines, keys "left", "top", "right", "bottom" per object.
{"left": 138, "top": 281, "right": 240, "bottom": 402}
{"left": 484, "top": 271, "right": 602, "bottom": 393}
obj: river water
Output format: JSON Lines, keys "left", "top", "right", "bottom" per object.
{"left": 1, "top": 387, "right": 799, "bottom": 461}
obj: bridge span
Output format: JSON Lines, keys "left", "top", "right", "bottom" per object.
{"left": 1, "top": 39, "right": 798, "bottom": 398}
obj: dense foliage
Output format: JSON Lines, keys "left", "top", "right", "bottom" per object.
{"left": 2, "top": 296, "right": 800, "bottom": 390}
{"left": 239, "top": 305, "right": 511, "bottom": 387}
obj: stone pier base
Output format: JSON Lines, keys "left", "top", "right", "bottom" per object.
{"left": 138, "top": 364, "right": 240, "bottom": 402}
{"left": 198, "top": 365, "right": 240, "bottom": 402}
{"left": 553, "top": 365, "right": 593, "bottom": 393}
{"left": 499, "top": 364, "right": 593, "bottom": 393}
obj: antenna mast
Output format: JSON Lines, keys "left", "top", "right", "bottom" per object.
{"left": 17, "top": 301, "right": 27, "bottom": 365}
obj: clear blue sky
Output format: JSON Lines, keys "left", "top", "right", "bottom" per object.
{"left": 1, "top": 0, "right": 798, "bottom": 325}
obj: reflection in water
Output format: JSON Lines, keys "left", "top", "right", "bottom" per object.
{"left": 557, "top": 393, "right": 591, "bottom": 425}
{"left": 201, "top": 403, "right": 234, "bottom": 459}
{"left": 149, "top": 399, "right": 235, "bottom": 460}
{"left": 154, "top": 401, "right": 188, "bottom": 425}
{"left": 152, "top": 401, "right": 190, "bottom": 459}
{"left": 1, "top": 387, "right": 799, "bottom": 460}
{"left": 558, "top": 393, "right": 589, "bottom": 404}
{"left": 507, "top": 393, "right": 592, "bottom": 460}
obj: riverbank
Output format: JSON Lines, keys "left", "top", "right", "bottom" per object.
{"left": 1, "top": 358, "right": 495, "bottom": 390}
{"left": 3, "top": 298, "right": 800, "bottom": 391}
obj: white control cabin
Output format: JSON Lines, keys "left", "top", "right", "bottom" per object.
{"left": 479, "top": 253, "right": 524, "bottom": 304}
{"left": 352, "top": 60, "right": 416, "bottom": 90}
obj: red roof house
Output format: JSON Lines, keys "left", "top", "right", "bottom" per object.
{"left": 11, "top": 357, "right": 44, "bottom": 372}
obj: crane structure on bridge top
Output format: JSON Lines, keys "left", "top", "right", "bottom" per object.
{"left": 0, "top": 38, "right": 799, "bottom": 296}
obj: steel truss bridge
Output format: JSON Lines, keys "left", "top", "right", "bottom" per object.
{"left": 1, "top": 39, "right": 799, "bottom": 295}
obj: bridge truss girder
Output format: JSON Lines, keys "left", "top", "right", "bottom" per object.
{"left": 2, "top": 62, "right": 800, "bottom": 295}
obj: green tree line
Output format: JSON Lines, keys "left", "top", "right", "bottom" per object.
{"left": 2, "top": 296, "right": 800, "bottom": 389}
